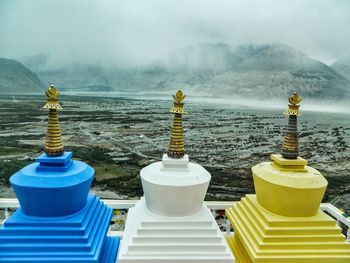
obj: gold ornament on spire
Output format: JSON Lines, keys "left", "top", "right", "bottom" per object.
{"left": 284, "top": 92, "right": 302, "bottom": 116}
{"left": 168, "top": 90, "right": 186, "bottom": 158}
{"left": 281, "top": 92, "right": 302, "bottom": 159}
{"left": 43, "top": 85, "right": 64, "bottom": 156}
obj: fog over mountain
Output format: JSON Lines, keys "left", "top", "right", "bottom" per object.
{"left": 31, "top": 43, "right": 350, "bottom": 101}
{"left": 1, "top": 0, "right": 350, "bottom": 69}
{"left": 332, "top": 56, "right": 350, "bottom": 81}
{"left": 0, "top": 0, "right": 350, "bottom": 102}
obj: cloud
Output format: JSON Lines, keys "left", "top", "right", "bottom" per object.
{"left": 0, "top": 0, "right": 349, "bottom": 69}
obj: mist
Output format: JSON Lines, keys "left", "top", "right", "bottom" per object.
{"left": 1, "top": 0, "right": 350, "bottom": 71}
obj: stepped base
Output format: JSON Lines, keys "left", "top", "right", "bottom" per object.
{"left": 0, "top": 195, "right": 119, "bottom": 263}
{"left": 118, "top": 198, "right": 234, "bottom": 263}
{"left": 99, "top": 237, "right": 120, "bottom": 263}
{"left": 226, "top": 194, "right": 350, "bottom": 263}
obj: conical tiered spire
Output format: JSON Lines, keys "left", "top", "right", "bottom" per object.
{"left": 168, "top": 90, "right": 186, "bottom": 158}
{"left": 43, "top": 85, "right": 64, "bottom": 156}
{"left": 281, "top": 92, "right": 302, "bottom": 159}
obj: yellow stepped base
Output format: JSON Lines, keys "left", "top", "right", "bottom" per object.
{"left": 226, "top": 194, "right": 350, "bottom": 263}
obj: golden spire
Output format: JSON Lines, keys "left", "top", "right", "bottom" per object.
{"left": 167, "top": 90, "right": 187, "bottom": 158}
{"left": 43, "top": 85, "right": 64, "bottom": 156}
{"left": 281, "top": 92, "right": 302, "bottom": 159}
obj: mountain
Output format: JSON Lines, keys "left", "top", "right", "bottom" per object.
{"left": 115, "top": 43, "right": 350, "bottom": 99}
{"left": 331, "top": 56, "right": 350, "bottom": 81}
{"left": 37, "top": 64, "right": 110, "bottom": 91}
{"left": 0, "top": 58, "right": 44, "bottom": 94}
{"left": 198, "top": 43, "right": 350, "bottom": 99}
{"left": 31, "top": 43, "right": 350, "bottom": 100}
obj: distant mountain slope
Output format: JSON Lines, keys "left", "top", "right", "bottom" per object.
{"left": 38, "top": 65, "right": 110, "bottom": 90}
{"left": 0, "top": 58, "right": 44, "bottom": 94}
{"left": 112, "top": 43, "right": 350, "bottom": 99}
{"left": 199, "top": 44, "right": 350, "bottom": 99}
{"left": 332, "top": 56, "right": 350, "bottom": 81}
{"left": 29, "top": 43, "right": 350, "bottom": 100}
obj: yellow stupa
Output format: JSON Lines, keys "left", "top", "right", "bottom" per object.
{"left": 226, "top": 92, "right": 350, "bottom": 263}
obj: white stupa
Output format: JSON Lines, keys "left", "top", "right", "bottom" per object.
{"left": 117, "top": 90, "right": 234, "bottom": 263}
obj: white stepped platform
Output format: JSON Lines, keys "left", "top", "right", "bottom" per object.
{"left": 117, "top": 198, "right": 234, "bottom": 263}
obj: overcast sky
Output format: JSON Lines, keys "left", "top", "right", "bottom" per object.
{"left": 0, "top": 0, "right": 349, "bottom": 69}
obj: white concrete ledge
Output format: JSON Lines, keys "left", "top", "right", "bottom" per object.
{"left": 0, "top": 198, "right": 236, "bottom": 210}
{"left": 0, "top": 198, "right": 348, "bottom": 228}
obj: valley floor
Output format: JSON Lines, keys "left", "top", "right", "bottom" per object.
{"left": 0, "top": 94, "right": 349, "bottom": 213}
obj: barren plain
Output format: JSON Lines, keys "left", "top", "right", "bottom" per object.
{"left": 0, "top": 94, "right": 349, "bottom": 213}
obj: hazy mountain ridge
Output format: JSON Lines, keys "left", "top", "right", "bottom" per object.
{"left": 197, "top": 44, "right": 350, "bottom": 99}
{"left": 37, "top": 65, "right": 110, "bottom": 91}
{"left": 332, "top": 56, "right": 350, "bottom": 81}
{"left": 7, "top": 43, "right": 350, "bottom": 100}
{"left": 0, "top": 58, "right": 44, "bottom": 94}
{"left": 118, "top": 43, "right": 350, "bottom": 99}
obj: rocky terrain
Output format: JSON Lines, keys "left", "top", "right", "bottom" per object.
{"left": 0, "top": 94, "right": 349, "bottom": 214}
{"left": 0, "top": 58, "right": 44, "bottom": 94}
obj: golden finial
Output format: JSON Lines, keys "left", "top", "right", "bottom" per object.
{"left": 281, "top": 92, "right": 301, "bottom": 159}
{"left": 168, "top": 90, "right": 187, "bottom": 158}
{"left": 284, "top": 92, "right": 302, "bottom": 116}
{"left": 43, "top": 85, "right": 64, "bottom": 156}
{"left": 44, "top": 85, "right": 62, "bottom": 110}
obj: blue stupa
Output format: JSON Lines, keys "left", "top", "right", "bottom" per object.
{"left": 0, "top": 85, "right": 119, "bottom": 262}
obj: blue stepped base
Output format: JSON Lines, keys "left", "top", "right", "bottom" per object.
{"left": 0, "top": 195, "right": 120, "bottom": 263}
{"left": 99, "top": 237, "right": 119, "bottom": 263}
